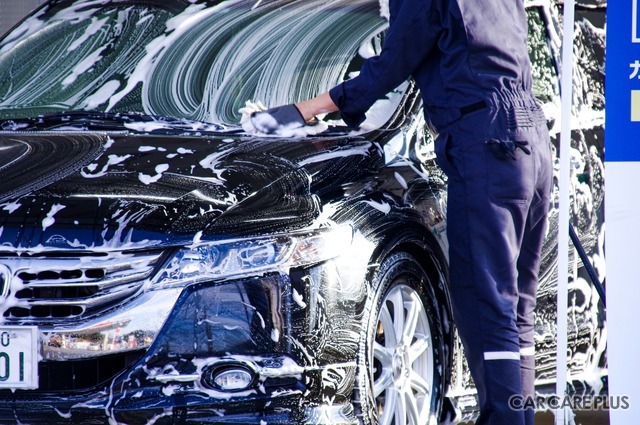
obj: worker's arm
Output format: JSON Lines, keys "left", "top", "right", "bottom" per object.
{"left": 328, "top": 0, "right": 440, "bottom": 127}
{"left": 295, "top": 92, "right": 338, "bottom": 122}
{"left": 241, "top": 0, "right": 439, "bottom": 135}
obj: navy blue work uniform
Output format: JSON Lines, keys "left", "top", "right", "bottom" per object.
{"left": 329, "top": 0, "right": 552, "bottom": 424}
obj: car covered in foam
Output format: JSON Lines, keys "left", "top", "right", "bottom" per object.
{"left": 0, "top": 0, "right": 605, "bottom": 424}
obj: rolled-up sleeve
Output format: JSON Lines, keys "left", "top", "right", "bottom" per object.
{"left": 329, "top": 0, "right": 439, "bottom": 127}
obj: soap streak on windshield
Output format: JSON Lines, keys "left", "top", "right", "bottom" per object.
{"left": 0, "top": 0, "right": 399, "bottom": 129}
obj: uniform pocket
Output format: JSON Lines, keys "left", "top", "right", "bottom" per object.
{"left": 485, "top": 139, "right": 536, "bottom": 204}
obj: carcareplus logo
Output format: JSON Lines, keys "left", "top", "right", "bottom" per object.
{"left": 509, "top": 394, "right": 630, "bottom": 411}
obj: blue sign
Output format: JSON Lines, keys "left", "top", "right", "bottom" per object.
{"left": 635, "top": 0, "right": 640, "bottom": 42}
{"left": 606, "top": 0, "right": 640, "bottom": 161}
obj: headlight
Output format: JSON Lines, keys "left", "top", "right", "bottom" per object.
{"left": 152, "top": 225, "right": 353, "bottom": 288}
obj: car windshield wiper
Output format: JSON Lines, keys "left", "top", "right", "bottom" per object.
{"left": 0, "top": 111, "right": 232, "bottom": 135}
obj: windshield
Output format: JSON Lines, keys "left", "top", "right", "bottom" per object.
{"left": 0, "top": 0, "right": 397, "bottom": 128}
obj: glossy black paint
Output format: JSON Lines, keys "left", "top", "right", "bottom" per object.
{"left": 0, "top": 0, "right": 607, "bottom": 424}
{"left": 0, "top": 108, "right": 453, "bottom": 424}
{"left": 1, "top": 132, "right": 388, "bottom": 247}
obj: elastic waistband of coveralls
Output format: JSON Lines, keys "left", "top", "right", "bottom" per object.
{"left": 426, "top": 87, "right": 542, "bottom": 133}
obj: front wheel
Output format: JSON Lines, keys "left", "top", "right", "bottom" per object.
{"left": 355, "top": 252, "right": 445, "bottom": 425}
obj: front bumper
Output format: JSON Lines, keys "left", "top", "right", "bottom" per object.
{"left": 1, "top": 273, "right": 359, "bottom": 424}
{"left": 0, "top": 397, "right": 357, "bottom": 425}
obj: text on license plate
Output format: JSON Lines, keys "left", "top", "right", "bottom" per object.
{"left": 0, "top": 326, "right": 38, "bottom": 389}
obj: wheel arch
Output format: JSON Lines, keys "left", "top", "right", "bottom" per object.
{"left": 363, "top": 219, "right": 455, "bottom": 391}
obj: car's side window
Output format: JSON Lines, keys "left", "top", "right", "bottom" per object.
{"left": 527, "top": 7, "right": 559, "bottom": 105}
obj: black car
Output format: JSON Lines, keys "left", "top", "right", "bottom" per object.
{"left": 0, "top": 0, "right": 606, "bottom": 424}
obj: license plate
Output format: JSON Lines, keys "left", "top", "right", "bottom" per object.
{"left": 0, "top": 326, "right": 38, "bottom": 389}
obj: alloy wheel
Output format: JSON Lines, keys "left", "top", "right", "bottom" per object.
{"left": 372, "top": 284, "right": 434, "bottom": 425}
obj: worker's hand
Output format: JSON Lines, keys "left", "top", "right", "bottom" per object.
{"left": 239, "top": 100, "right": 327, "bottom": 137}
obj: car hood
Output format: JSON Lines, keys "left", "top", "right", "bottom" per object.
{"left": 0, "top": 131, "right": 382, "bottom": 251}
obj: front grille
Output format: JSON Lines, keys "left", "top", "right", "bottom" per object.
{"left": 0, "top": 251, "right": 165, "bottom": 322}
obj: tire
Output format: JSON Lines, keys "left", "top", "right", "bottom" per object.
{"left": 355, "top": 252, "right": 445, "bottom": 425}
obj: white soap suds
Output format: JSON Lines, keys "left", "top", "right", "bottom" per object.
{"left": 42, "top": 204, "right": 66, "bottom": 231}
{"left": 138, "top": 163, "right": 169, "bottom": 185}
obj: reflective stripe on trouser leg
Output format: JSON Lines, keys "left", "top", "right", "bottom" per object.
{"left": 484, "top": 351, "right": 520, "bottom": 360}
{"left": 520, "top": 346, "right": 535, "bottom": 357}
